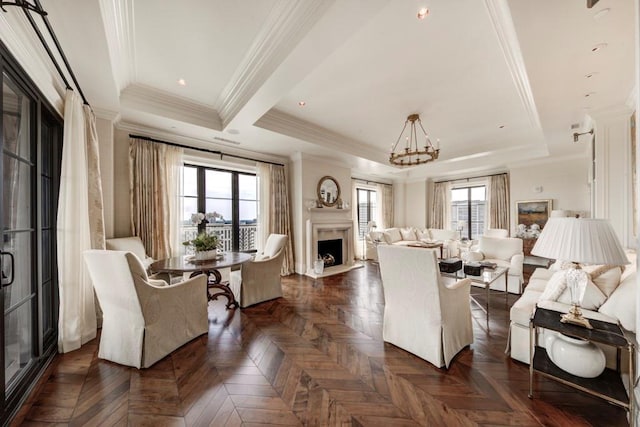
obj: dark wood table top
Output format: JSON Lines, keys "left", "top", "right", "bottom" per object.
{"left": 149, "top": 252, "right": 252, "bottom": 274}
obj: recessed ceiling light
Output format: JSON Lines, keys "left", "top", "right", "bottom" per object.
{"left": 498, "top": 125, "right": 505, "bottom": 129}
{"left": 591, "top": 43, "right": 607, "bottom": 52}
{"left": 417, "top": 7, "right": 429, "bottom": 20}
{"left": 585, "top": 72, "right": 598, "bottom": 79}
{"left": 298, "top": 101, "right": 306, "bottom": 107}
{"left": 585, "top": 92, "right": 596, "bottom": 98}
{"left": 177, "top": 78, "right": 187, "bottom": 86}
{"left": 594, "top": 8, "right": 610, "bottom": 20}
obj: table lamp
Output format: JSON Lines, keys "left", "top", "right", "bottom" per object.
{"left": 457, "top": 220, "right": 466, "bottom": 239}
{"left": 531, "top": 218, "right": 629, "bottom": 329}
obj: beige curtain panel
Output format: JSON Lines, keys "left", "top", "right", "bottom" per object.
{"left": 489, "top": 174, "right": 510, "bottom": 230}
{"left": 268, "top": 165, "right": 295, "bottom": 275}
{"left": 429, "top": 181, "right": 447, "bottom": 229}
{"left": 129, "top": 138, "right": 183, "bottom": 260}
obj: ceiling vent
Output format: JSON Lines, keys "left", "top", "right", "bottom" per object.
{"left": 213, "top": 136, "right": 241, "bottom": 145}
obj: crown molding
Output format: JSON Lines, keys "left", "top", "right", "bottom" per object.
{"left": 92, "top": 107, "right": 121, "bottom": 122}
{"left": 116, "top": 120, "right": 288, "bottom": 165}
{"left": 0, "top": 10, "right": 65, "bottom": 112}
{"left": 484, "top": 0, "right": 541, "bottom": 130}
{"left": 217, "top": 0, "right": 335, "bottom": 128}
{"left": 587, "top": 104, "right": 635, "bottom": 122}
{"left": 99, "top": 0, "right": 136, "bottom": 91}
{"left": 506, "top": 152, "right": 589, "bottom": 169}
{"left": 255, "top": 109, "right": 387, "bottom": 164}
{"left": 121, "top": 84, "right": 222, "bottom": 130}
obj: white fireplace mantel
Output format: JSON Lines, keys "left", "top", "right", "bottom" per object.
{"left": 305, "top": 219, "right": 360, "bottom": 278}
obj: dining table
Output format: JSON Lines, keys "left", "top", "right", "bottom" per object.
{"left": 149, "top": 252, "right": 252, "bottom": 309}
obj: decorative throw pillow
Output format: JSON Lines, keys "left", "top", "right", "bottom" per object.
{"left": 384, "top": 228, "right": 403, "bottom": 244}
{"left": 586, "top": 266, "right": 622, "bottom": 297}
{"left": 416, "top": 228, "right": 430, "bottom": 241}
{"left": 556, "top": 279, "right": 607, "bottom": 310}
{"left": 466, "top": 251, "right": 484, "bottom": 262}
{"left": 538, "top": 271, "right": 568, "bottom": 302}
{"left": 400, "top": 227, "right": 417, "bottom": 241}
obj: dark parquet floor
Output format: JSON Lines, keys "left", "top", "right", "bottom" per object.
{"left": 12, "top": 262, "right": 628, "bottom": 426}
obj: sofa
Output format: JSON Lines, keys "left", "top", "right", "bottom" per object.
{"left": 509, "top": 250, "right": 637, "bottom": 367}
{"left": 366, "top": 227, "right": 460, "bottom": 261}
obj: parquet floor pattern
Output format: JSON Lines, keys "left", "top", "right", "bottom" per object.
{"left": 13, "top": 263, "right": 627, "bottom": 426}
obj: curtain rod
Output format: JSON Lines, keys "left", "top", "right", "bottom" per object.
{"left": 129, "top": 134, "right": 285, "bottom": 167}
{"left": 12, "top": 1, "right": 90, "bottom": 105}
{"left": 351, "top": 178, "right": 392, "bottom": 187}
{"left": 434, "top": 172, "right": 507, "bottom": 184}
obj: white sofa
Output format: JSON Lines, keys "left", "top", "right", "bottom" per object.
{"left": 467, "top": 236, "right": 524, "bottom": 294}
{"left": 366, "top": 227, "right": 460, "bottom": 260}
{"left": 509, "top": 251, "right": 637, "bottom": 366}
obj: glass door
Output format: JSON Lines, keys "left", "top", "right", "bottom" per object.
{"left": 1, "top": 72, "right": 36, "bottom": 402}
{"left": 0, "top": 48, "right": 61, "bottom": 424}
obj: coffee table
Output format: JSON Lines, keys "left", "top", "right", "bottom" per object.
{"left": 440, "top": 262, "right": 508, "bottom": 321}
{"left": 465, "top": 266, "right": 508, "bottom": 321}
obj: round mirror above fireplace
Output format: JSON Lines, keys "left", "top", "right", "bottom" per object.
{"left": 317, "top": 176, "right": 340, "bottom": 207}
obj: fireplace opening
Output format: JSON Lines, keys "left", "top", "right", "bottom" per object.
{"left": 317, "top": 239, "right": 343, "bottom": 267}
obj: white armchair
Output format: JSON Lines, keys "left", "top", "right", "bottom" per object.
{"left": 377, "top": 245, "right": 473, "bottom": 368}
{"left": 470, "top": 236, "right": 524, "bottom": 294}
{"left": 230, "top": 234, "right": 288, "bottom": 308}
{"left": 106, "top": 236, "right": 154, "bottom": 269}
{"left": 84, "top": 250, "right": 208, "bottom": 368}
{"left": 483, "top": 228, "right": 509, "bottom": 238}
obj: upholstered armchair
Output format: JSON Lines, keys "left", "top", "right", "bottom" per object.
{"left": 106, "top": 236, "right": 154, "bottom": 269}
{"left": 84, "top": 250, "right": 208, "bottom": 368}
{"left": 230, "top": 234, "right": 288, "bottom": 308}
{"left": 377, "top": 245, "right": 473, "bottom": 368}
{"left": 483, "top": 228, "right": 509, "bottom": 238}
{"left": 469, "top": 236, "right": 524, "bottom": 294}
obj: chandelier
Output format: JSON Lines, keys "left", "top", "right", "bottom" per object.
{"left": 389, "top": 114, "right": 440, "bottom": 166}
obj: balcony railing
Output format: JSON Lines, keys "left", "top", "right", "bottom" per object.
{"left": 181, "top": 224, "right": 258, "bottom": 254}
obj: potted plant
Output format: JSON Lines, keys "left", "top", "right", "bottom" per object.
{"left": 183, "top": 232, "right": 220, "bottom": 260}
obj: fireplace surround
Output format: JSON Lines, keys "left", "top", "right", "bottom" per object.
{"left": 306, "top": 219, "right": 358, "bottom": 278}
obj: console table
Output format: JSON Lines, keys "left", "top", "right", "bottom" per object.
{"left": 529, "top": 307, "right": 634, "bottom": 424}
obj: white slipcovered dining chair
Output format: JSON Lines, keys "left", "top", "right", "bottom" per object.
{"left": 230, "top": 234, "right": 288, "bottom": 308}
{"left": 84, "top": 250, "right": 208, "bottom": 368}
{"left": 105, "top": 236, "right": 154, "bottom": 268}
{"left": 377, "top": 245, "right": 473, "bottom": 368}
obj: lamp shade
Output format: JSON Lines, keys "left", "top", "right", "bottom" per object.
{"left": 531, "top": 218, "right": 629, "bottom": 265}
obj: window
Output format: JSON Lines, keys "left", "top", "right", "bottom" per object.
{"left": 451, "top": 186, "right": 486, "bottom": 239}
{"left": 180, "top": 165, "right": 258, "bottom": 252}
{"left": 357, "top": 188, "right": 377, "bottom": 239}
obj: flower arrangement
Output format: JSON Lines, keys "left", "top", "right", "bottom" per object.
{"left": 190, "top": 211, "right": 223, "bottom": 225}
{"left": 183, "top": 232, "right": 220, "bottom": 252}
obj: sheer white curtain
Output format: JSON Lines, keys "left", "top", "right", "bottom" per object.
{"left": 57, "top": 90, "right": 105, "bottom": 353}
{"left": 352, "top": 182, "right": 362, "bottom": 259}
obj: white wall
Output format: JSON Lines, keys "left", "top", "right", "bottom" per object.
{"left": 510, "top": 158, "right": 591, "bottom": 235}
{"left": 291, "top": 153, "right": 353, "bottom": 274}
{"left": 402, "top": 180, "right": 427, "bottom": 228}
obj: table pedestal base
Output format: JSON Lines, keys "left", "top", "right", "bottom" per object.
{"left": 190, "top": 270, "right": 239, "bottom": 309}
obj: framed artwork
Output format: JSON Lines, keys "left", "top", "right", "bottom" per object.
{"left": 516, "top": 200, "right": 553, "bottom": 229}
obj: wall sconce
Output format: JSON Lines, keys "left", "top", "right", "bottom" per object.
{"left": 573, "top": 129, "right": 593, "bottom": 143}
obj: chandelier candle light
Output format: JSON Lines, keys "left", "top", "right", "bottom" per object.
{"left": 531, "top": 217, "right": 629, "bottom": 329}
{"left": 389, "top": 114, "right": 440, "bottom": 166}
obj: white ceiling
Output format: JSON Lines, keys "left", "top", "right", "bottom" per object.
{"left": 36, "top": 0, "right": 636, "bottom": 181}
